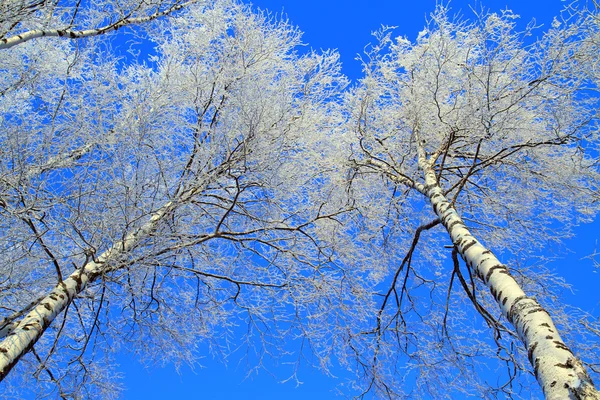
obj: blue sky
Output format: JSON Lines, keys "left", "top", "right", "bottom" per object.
{"left": 114, "top": 1, "right": 600, "bottom": 398}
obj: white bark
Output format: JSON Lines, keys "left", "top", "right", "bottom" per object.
{"left": 0, "top": 1, "right": 197, "bottom": 50}
{"left": 0, "top": 200, "right": 174, "bottom": 381}
{"left": 417, "top": 146, "right": 599, "bottom": 399}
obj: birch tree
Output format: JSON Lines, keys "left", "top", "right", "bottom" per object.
{"left": 344, "top": 6, "right": 600, "bottom": 399}
{"left": 0, "top": 0, "right": 198, "bottom": 49}
{"left": 0, "top": 1, "right": 360, "bottom": 397}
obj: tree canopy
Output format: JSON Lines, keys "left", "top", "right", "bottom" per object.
{"left": 0, "top": 0, "right": 599, "bottom": 398}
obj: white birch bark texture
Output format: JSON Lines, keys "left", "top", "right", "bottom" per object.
{"left": 419, "top": 152, "right": 599, "bottom": 400}
{"left": 0, "top": 201, "right": 174, "bottom": 380}
{"left": 0, "top": 0, "right": 199, "bottom": 49}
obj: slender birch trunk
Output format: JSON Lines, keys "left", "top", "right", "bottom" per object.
{"left": 0, "top": 1, "right": 197, "bottom": 50}
{"left": 0, "top": 155, "right": 230, "bottom": 380}
{"left": 416, "top": 143, "right": 599, "bottom": 399}
{"left": 0, "top": 200, "right": 174, "bottom": 381}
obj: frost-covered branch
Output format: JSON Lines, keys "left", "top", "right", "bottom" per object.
{"left": 0, "top": 1, "right": 198, "bottom": 49}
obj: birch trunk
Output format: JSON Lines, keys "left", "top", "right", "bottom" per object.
{"left": 0, "top": 1, "right": 197, "bottom": 50}
{"left": 419, "top": 161, "right": 599, "bottom": 399}
{"left": 0, "top": 154, "right": 229, "bottom": 380}
{"left": 0, "top": 200, "right": 175, "bottom": 381}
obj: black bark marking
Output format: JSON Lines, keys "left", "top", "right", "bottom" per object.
{"left": 448, "top": 220, "right": 465, "bottom": 231}
{"left": 439, "top": 203, "right": 451, "bottom": 215}
{"left": 540, "top": 323, "right": 556, "bottom": 333}
{"left": 0, "top": 348, "right": 6, "bottom": 353}
{"left": 555, "top": 359, "right": 575, "bottom": 369}
{"left": 42, "top": 303, "right": 51, "bottom": 311}
{"left": 475, "top": 268, "right": 484, "bottom": 281}
{"left": 462, "top": 240, "right": 477, "bottom": 253}
{"left": 550, "top": 381, "right": 557, "bottom": 387}
{"left": 534, "top": 357, "right": 540, "bottom": 378}
{"left": 482, "top": 250, "right": 492, "bottom": 255}
{"left": 485, "top": 264, "right": 507, "bottom": 283}
{"left": 528, "top": 342, "right": 538, "bottom": 364}
{"left": 508, "top": 295, "right": 527, "bottom": 323}
{"left": 546, "top": 335, "right": 554, "bottom": 340}
{"left": 553, "top": 341, "right": 574, "bottom": 354}
{"left": 477, "top": 257, "right": 493, "bottom": 268}
{"left": 453, "top": 237, "right": 464, "bottom": 248}
{"left": 526, "top": 307, "right": 545, "bottom": 316}
{"left": 72, "top": 272, "right": 84, "bottom": 291}
{"left": 502, "top": 297, "right": 508, "bottom": 306}
{"left": 442, "top": 213, "right": 453, "bottom": 226}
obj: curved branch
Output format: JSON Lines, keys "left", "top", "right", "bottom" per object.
{"left": 0, "top": 1, "right": 197, "bottom": 50}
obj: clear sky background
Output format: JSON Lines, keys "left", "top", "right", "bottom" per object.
{"left": 114, "top": 1, "right": 600, "bottom": 398}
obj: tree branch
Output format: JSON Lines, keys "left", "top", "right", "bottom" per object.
{"left": 0, "top": 1, "right": 198, "bottom": 50}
